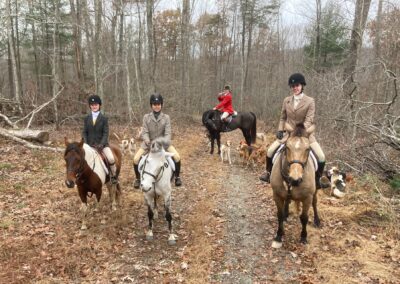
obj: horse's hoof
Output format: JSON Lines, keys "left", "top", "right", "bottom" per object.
{"left": 80, "top": 225, "right": 88, "bottom": 230}
{"left": 271, "top": 240, "right": 282, "bottom": 248}
{"left": 101, "top": 219, "right": 106, "bottom": 224}
{"left": 146, "top": 231, "right": 154, "bottom": 240}
{"left": 168, "top": 234, "right": 177, "bottom": 245}
{"left": 112, "top": 205, "right": 117, "bottom": 212}
{"left": 300, "top": 238, "right": 308, "bottom": 244}
{"left": 314, "top": 220, "right": 321, "bottom": 228}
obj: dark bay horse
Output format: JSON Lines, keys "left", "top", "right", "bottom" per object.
{"left": 202, "top": 109, "right": 256, "bottom": 154}
{"left": 270, "top": 124, "right": 320, "bottom": 248}
{"left": 64, "top": 138, "right": 122, "bottom": 230}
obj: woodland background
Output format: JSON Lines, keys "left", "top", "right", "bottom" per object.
{"left": 0, "top": 0, "right": 399, "bottom": 184}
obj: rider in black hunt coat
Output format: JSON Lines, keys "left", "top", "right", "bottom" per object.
{"left": 82, "top": 94, "right": 118, "bottom": 184}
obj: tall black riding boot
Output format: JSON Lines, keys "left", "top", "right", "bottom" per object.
{"left": 316, "top": 161, "right": 328, "bottom": 189}
{"left": 174, "top": 161, "right": 182, "bottom": 186}
{"left": 259, "top": 157, "right": 273, "bottom": 183}
{"left": 133, "top": 164, "right": 140, "bottom": 189}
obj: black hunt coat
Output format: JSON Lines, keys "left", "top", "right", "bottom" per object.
{"left": 82, "top": 112, "right": 109, "bottom": 147}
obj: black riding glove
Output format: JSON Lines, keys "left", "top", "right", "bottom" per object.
{"left": 276, "top": 131, "right": 284, "bottom": 140}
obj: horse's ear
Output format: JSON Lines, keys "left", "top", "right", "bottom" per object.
{"left": 284, "top": 122, "right": 294, "bottom": 132}
{"left": 79, "top": 138, "right": 84, "bottom": 148}
{"left": 305, "top": 125, "right": 315, "bottom": 135}
{"left": 64, "top": 137, "right": 69, "bottom": 146}
{"left": 165, "top": 152, "right": 174, "bottom": 158}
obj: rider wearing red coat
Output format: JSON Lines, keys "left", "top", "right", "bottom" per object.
{"left": 214, "top": 85, "right": 235, "bottom": 121}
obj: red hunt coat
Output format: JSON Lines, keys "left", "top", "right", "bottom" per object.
{"left": 215, "top": 91, "right": 234, "bottom": 114}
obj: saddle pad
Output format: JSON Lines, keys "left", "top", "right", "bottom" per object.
{"left": 272, "top": 144, "right": 318, "bottom": 171}
{"left": 83, "top": 144, "right": 108, "bottom": 184}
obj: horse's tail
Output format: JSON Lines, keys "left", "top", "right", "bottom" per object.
{"left": 250, "top": 112, "right": 257, "bottom": 144}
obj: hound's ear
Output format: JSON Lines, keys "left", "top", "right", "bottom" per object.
{"left": 64, "top": 137, "right": 69, "bottom": 146}
{"left": 79, "top": 138, "right": 84, "bottom": 148}
{"left": 341, "top": 172, "right": 347, "bottom": 180}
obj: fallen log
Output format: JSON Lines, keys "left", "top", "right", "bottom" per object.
{"left": 7, "top": 129, "right": 49, "bottom": 143}
{"left": 0, "top": 128, "right": 63, "bottom": 152}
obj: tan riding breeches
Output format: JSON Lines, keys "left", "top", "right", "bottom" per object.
{"left": 133, "top": 145, "right": 181, "bottom": 165}
{"left": 267, "top": 139, "right": 326, "bottom": 162}
{"left": 103, "top": 146, "right": 117, "bottom": 175}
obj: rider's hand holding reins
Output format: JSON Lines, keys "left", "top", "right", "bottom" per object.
{"left": 276, "top": 131, "right": 284, "bottom": 140}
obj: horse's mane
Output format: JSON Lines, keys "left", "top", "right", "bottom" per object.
{"left": 293, "top": 123, "right": 306, "bottom": 137}
{"left": 202, "top": 109, "right": 217, "bottom": 125}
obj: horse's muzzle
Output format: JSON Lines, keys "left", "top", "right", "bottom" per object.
{"left": 289, "top": 177, "right": 302, "bottom": 187}
{"left": 65, "top": 180, "right": 75, "bottom": 188}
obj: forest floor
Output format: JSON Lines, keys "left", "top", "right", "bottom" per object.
{"left": 0, "top": 119, "right": 399, "bottom": 283}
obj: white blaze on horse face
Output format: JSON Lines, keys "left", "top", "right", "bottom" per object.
{"left": 294, "top": 140, "right": 301, "bottom": 150}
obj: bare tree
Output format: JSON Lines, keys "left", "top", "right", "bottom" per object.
{"left": 343, "top": 0, "right": 372, "bottom": 99}
{"left": 180, "top": 0, "right": 190, "bottom": 107}
{"left": 6, "top": 0, "right": 22, "bottom": 113}
{"left": 147, "top": 0, "right": 156, "bottom": 93}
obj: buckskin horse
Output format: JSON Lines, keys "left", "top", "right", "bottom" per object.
{"left": 64, "top": 138, "right": 122, "bottom": 230}
{"left": 202, "top": 109, "right": 257, "bottom": 154}
{"left": 270, "top": 123, "right": 320, "bottom": 248}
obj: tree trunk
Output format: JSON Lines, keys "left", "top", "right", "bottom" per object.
{"left": 342, "top": 0, "right": 372, "bottom": 141}
{"left": 7, "top": 129, "right": 50, "bottom": 143}
{"left": 180, "top": 0, "right": 190, "bottom": 107}
{"left": 52, "top": 0, "right": 61, "bottom": 129}
{"left": 70, "top": 0, "right": 84, "bottom": 83}
{"left": 343, "top": 0, "right": 372, "bottom": 99}
{"left": 29, "top": 0, "right": 41, "bottom": 101}
{"left": 315, "top": 0, "right": 322, "bottom": 68}
{"left": 6, "top": 0, "right": 22, "bottom": 114}
{"left": 94, "top": 0, "right": 103, "bottom": 101}
{"left": 146, "top": 0, "right": 156, "bottom": 93}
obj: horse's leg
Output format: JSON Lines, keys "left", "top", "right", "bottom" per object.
{"left": 216, "top": 133, "right": 221, "bottom": 155}
{"left": 153, "top": 194, "right": 158, "bottom": 220}
{"left": 210, "top": 137, "right": 215, "bottom": 154}
{"left": 284, "top": 198, "right": 291, "bottom": 221}
{"left": 145, "top": 193, "right": 155, "bottom": 240}
{"left": 164, "top": 192, "right": 176, "bottom": 245}
{"left": 312, "top": 191, "right": 321, "bottom": 227}
{"left": 77, "top": 188, "right": 89, "bottom": 230}
{"left": 107, "top": 183, "right": 118, "bottom": 212}
{"left": 272, "top": 197, "right": 285, "bottom": 248}
{"left": 299, "top": 197, "right": 312, "bottom": 244}
{"left": 242, "top": 129, "right": 251, "bottom": 146}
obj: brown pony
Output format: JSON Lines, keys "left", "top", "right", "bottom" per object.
{"left": 270, "top": 123, "right": 320, "bottom": 248}
{"left": 64, "top": 138, "right": 122, "bottom": 230}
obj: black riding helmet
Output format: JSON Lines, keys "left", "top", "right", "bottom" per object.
{"left": 288, "top": 73, "right": 306, "bottom": 86}
{"left": 88, "top": 94, "right": 102, "bottom": 105}
{"left": 150, "top": 93, "right": 163, "bottom": 105}
{"left": 224, "top": 85, "right": 231, "bottom": 91}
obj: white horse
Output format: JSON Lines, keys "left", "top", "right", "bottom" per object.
{"left": 139, "top": 139, "right": 176, "bottom": 245}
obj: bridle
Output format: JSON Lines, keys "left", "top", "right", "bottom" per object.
{"left": 140, "top": 155, "right": 169, "bottom": 192}
{"left": 66, "top": 149, "right": 86, "bottom": 181}
{"left": 280, "top": 144, "right": 310, "bottom": 186}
